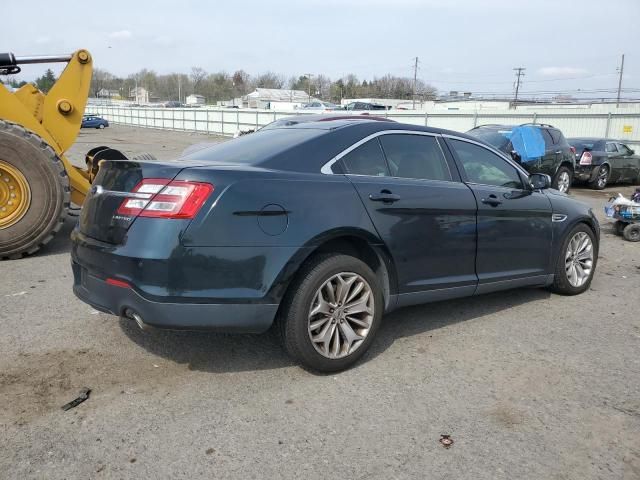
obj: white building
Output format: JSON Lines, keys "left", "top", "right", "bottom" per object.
{"left": 244, "top": 88, "right": 317, "bottom": 109}
{"left": 186, "top": 94, "right": 206, "bottom": 105}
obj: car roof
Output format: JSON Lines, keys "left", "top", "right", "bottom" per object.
{"left": 262, "top": 113, "right": 478, "bottom": 139}
{"left": 568, "top": 137, "right": 629, "bottom": 143}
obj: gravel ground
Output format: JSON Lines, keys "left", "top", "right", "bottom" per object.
{"left": 1, "top": 126, "right": 639, "bottom": 479}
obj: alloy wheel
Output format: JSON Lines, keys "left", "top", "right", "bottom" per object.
{"left": 597, "top": 167, "right": 608, "bottom": 188}
{"left": 307, "top": 272, "right": 374, "bottom": 359}
{"left": 564, "top": 232, "right": 594, "bottom": 288}
{"left": 557, "top": 171, "right": 570, "bottom": 193}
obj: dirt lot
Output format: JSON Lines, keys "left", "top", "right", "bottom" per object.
{"left": 1, "top": 126, "right": 639, "bottom": 479}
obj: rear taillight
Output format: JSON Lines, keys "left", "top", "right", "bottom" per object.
{"left": 117, "top": 178, "right": 214, "bottom": 219}
{"left": 579, "top": 151, "right": 592, "bottom": 166}
{"left": 570, "top": 146, "right": 576, "bottom": 154}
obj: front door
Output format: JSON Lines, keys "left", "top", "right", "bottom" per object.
{"left": 334, "top": 132, "right": 478, "bottom": 305}
{"left": 446, "top": 137, "right": 553, "bottom": 293}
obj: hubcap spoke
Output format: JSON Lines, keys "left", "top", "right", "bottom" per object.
{"left": 308, "top": 271, "right": 374, "bottom": 360}
{"left": 564, "top": 232, "right": 594, "bottom": 288}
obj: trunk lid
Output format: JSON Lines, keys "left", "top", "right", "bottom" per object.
{"left": 79, "top": 159, "right": 201, "bottom": 244}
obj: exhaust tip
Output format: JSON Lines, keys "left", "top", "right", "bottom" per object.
{"left": 123, "top": 308, "right": 152, "bottom": 332}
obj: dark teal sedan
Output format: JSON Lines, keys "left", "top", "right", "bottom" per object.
{"left": 81, "top": 115, "right": 109, "bottom": 129}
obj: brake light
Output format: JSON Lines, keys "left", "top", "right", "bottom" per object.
{"left": 579, "top": 151, "right": 592, "bottom": 165}
{"left": 117, "top": 178, "right": 214, "bottom": 219}
{"left": 570, "top": 146, "right": 576, "bottom": 154}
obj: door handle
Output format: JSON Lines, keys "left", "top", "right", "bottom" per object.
{"left": 369, "top": 190, "right": 401, "bottom": 203}
{"left": 481, "top": 194, "right": 502, "bottom": 207}
{"left": 555, "top": 150, "right": 562, "bottom": 154}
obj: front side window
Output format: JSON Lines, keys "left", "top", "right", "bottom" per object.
{"left": 548, "top": 129, "right": 562, "bottom": 144}
{"left": 617, "top": 143, "right": 632, "bottom": 156}
{"left": 450, "top": 139, "right": 523, "bottom": 189}
{"left": 379, "top": 134, "right": 451, "bottom": 181}
{"left": 339, "top": 139, "right": 389, "bottom": 177}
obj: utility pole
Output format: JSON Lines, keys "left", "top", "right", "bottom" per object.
{"left": 304, "top": 73, "right": 314, "bottom": 102}
{"left": 513, "top": 67, "right": 525, "bottom": 108}
{"left": 178, "top": 75, "right": 182, "bottom": 103}
{"left": 616, "top": 54, "right": 625, "bottom": 108}
{"left": 412, "top": 57, "right": 419, "bottom": 110}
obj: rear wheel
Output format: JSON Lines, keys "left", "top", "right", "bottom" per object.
{"left": 549, "top": 224, "right": 597, "bottom": 295}
{"left": 623, "top": 224, "right": 640, "bottom": 242}
{"left": 279, "top": 253, "right": 383, "bottom": 372}
{"left": 552, "top": 166, "right": 572, "bottom": 194}
{"left": 589, "top": 165, "right": 609, "bottom": 190}
{"left": 0, "top": 120, "right": 69, "bottom": 259}
{"left": 98, "top": 124, "right": 105, "bottom": 129}
{"left": 614, "top": 220, "right": 627, "bottom": 236}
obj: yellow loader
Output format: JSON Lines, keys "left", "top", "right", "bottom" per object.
{"left": 0, "top": 49, "right": 141, "bottom": 259}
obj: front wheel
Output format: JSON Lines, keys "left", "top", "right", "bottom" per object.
{"left": 623, "top": 224, "right": 640, "bottom": 242}
{"left": 279, "top": 253, "right": 383, "bottom": 372}
{"left": 549, "top": 224, "right": 597, "bottom": 295}
{"left": 552, "top": 166, "right": 572, "bottom": 194}
{"left": 98, "top": 124, "right": 105, "bottom": 129}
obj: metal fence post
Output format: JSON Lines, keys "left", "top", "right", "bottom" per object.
{"left": 424, "top": 112, "right": 428, "bottom": 127}
{"left": 206, "top": 110, "right": 210, "bottom": 134}
{"left": 473, "top": 112, "right": 478, "bottom": 128}
{"left": 273, "top": 111, "right": 277, "bottom": 122}
{"left": 236, "top": 111, "right": 240, "bottom": 132}
{"left": 605, "top": 112, "right": 611, "bottom": 138}
{"left": 532, "top": 112, "right": 537, "bottom": 124}
{"left": 256, "top": 110, "right": 259, "bottom": 129}
{"left": 221, "top": 110, "right": 225, "bottom": 136}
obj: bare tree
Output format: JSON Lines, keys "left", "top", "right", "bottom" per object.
{"left": 190, "top": 67, "right": 207, "bottom": 94}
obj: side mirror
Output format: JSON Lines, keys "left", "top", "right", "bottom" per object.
{"left": 530, "top": 173, "right": 551, "bottom": 190}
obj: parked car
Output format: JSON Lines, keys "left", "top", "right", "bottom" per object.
{"left": 81, "top": 115, "right": 109, "bottom": 129}
{"left": 72, "top": 115, "right": 599, "bottom": 372}
{"left": 467, "top": 124, "right": 576, "bottom": 193}
{"left": 342, "top": 101, "right": 388, "bottom": 111}
{"left": 568, "top": 138, "right": 640, "bottom": 189}
{"left": 300, "top": 101, "right": 340, "bottom": 111}
{"left": 164, "top": 101, "right": 184, "bottom": 108}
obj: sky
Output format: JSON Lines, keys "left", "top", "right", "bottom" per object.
{"left": 3, "top": 0, "right": 640, "bottom": 99}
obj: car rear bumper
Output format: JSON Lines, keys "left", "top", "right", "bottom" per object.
{"left": 574, "top": 165, "right": 598, "bottom": 182}
{"left": 72, "top": 260, "right": 278, "bottom": 333}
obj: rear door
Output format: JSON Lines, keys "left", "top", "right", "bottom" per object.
{"left": 605, "top": 142, "right": 625, "bottom": 182}
{"left": 335, "top": 131, "right": 478, "bottom": 304}
{"left": 445, "top": 136, "right": 553, "bottom": 293}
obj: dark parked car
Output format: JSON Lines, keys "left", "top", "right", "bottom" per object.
{"left": 467, "top": 124, "right": 576, "bottom": 193}
{"left": 81, "top": 115, "right": 109, "bottom": 129}
{"left": 342, "top": 101, "right": 388, "bottom": 111}
{"left": 568, "top": 138, "right": 640, "bottom": 190}
{"left": 72, "top": 115, "right": 599, "bottom": 372}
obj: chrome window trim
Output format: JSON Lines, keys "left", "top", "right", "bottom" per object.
{"left": 320, "top": 129, "right": 440, "bottom": 175}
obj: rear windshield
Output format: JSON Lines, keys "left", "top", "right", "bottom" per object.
{"left": 569, "top": 139, "right": 600, "bottom": 151}
{"left": 468, "top": 128, "right": 512, "bottom": 151}
{"left": 183, "top": 128, "right": 325, "bottom": 165}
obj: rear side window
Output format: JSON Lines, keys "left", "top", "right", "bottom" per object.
{"left": 548, "top": 128, "right": 562, "bottom": 144}
{"left": 541, "top": 129, "right": 555, "bottom": 149}
{"left": 606, "top": 143, "right": 618, "bottom": 153}
{"left": 450, "top": 139, "right": 523, "bottom": 189}
{"left": 340, "top": 139, "right": 389, "bottom": 176}
{"left": 379, "top": 134, "right": 451, "bottom": 181}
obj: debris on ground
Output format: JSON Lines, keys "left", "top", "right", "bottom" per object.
{"left": 439, "top": 434, "right": 454, "bottom": 449}
{"left": 61, "top": 387, "right": 91, "bottom": 411}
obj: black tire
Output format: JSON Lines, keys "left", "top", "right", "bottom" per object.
{"left": 549, "top": 223, "right": 598, "bottom": 295}
{"left": 0, "top": 121, "right": 69, "bottom": 259}
{"left": 131, "top": 152, "right": 157, "bottom": 161}
{"left": 279, "top": 253, "right": 383, "bottom": 372}
{"left": 588, "top": 165, "right": 609, "bottom": 190}
{"left": 614, "top": 220, "right": 627, "bottom": 236}
{"left": 552, "top": 166, "right": 573, "bottom": 194}
{"left": 623, "top": 224, "right": 640, "bottom": 242}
